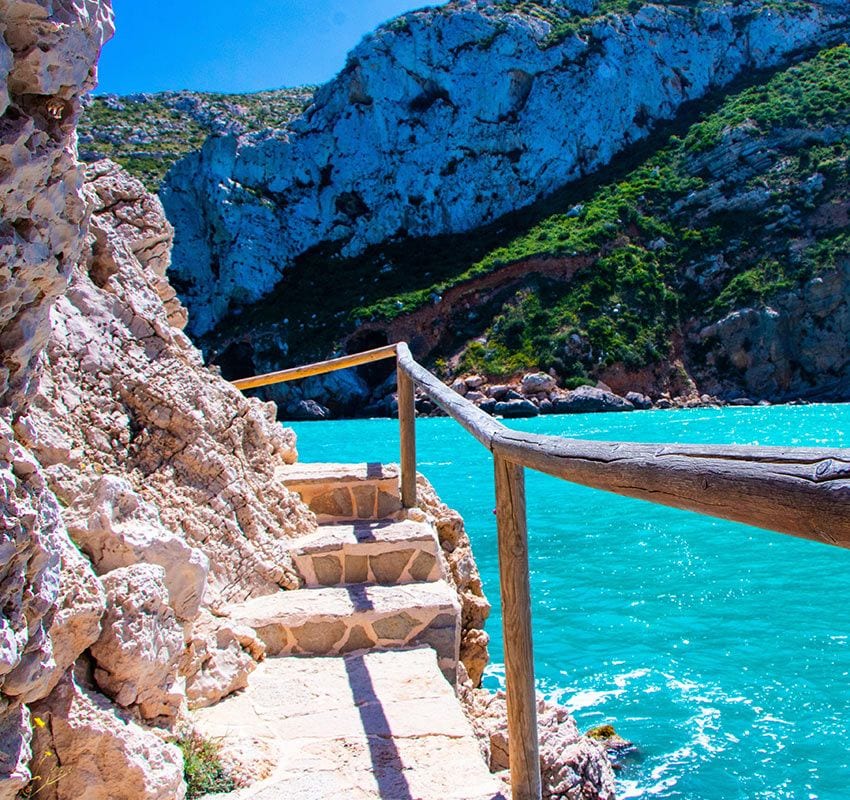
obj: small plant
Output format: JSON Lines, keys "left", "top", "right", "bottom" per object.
{"left": 21, "top": 716, "right": 67, "bottom": 798}
{"left": 176, "top": 732, "right": 236, "bottom": 799}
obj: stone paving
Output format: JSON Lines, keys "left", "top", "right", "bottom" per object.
{"left": 195, "top": 649, "right": 507, "bottom": 800}
{"left": 278, "top": 462, "right": 402, "bottom": 522}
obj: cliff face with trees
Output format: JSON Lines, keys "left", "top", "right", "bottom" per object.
{"left": 79, "top": 0, "right": 850, "bottom": 413}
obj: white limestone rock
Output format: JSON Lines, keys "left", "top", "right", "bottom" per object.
{"left": 19, "top": 162, "right": 317, "bottom": 607}
{"left": 162, "top": 1, "right": 850, "bottom": 335}
{"left": 28, "top": 673, "right": 186, "bottom": 800}
{"left": 182, "top": 612, "right": 265, "bottom": 710}
{"left": 0, "top": 0, "right": 114, "bottom": 410}
{"left": 89, "top": 565, "right": 185, "bottom": 724}
{"left": 64, "top": 475, "right": 208, "bottom": 621}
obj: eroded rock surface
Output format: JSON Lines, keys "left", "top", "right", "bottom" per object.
{"left": 0, "top": 0, "right": 114, "bottom": 410}
{"left": 458, "top": 667, "right": 617, "bottom": 800}
{"left": 90, "top": 565, "right": 185, "bottom": 724}
{"left": 29, "top": 673, "right": 186, "bottom": 800}
{"left": 17, "top": 161, "right": 316, "bottom": 606}
{"left": 414, "top": 475, "right": 491, "bottom": 686}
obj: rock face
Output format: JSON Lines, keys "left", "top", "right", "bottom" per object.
{"left": 0, "top": 0, "right": 114, "bottom": 411}
{"left": 89, "top": 565, "right": 185, "bottom": 724}
{"left": 162, "top": 0, "right": 850, "bottom": 335}
{"left": 694, "top": 258, "right": 850, "bottom": 401}
{"left": 458, "top": 668, "right": 617, "bottom": 800}
{"left": 18, "top": 161, "right": 316, "bottom": 606}
{"left": 0, "top": 4, "right": 113, "bottom": 794}
{"left": 29, "top": 674, "right": 186, "bottom": 800}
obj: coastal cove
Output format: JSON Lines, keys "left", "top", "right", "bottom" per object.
{"left": 292, "top": 403, "right": 850, "bottom": 800}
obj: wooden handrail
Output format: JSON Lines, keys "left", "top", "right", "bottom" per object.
{"left": 231, "top": 343, "right": 398, "bottom": 390}
{"left": 234, "top": 341, "right": 850, "bottom": 800}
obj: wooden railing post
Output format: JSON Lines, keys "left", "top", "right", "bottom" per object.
{"left": 494, "top": 454, "right": 541, "bottom": 800}
{"left": 397, "top": 363, "right": 417, "bottom": 508}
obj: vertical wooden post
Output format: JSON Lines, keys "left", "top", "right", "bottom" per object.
{"left": 494, "top": 454, "right": 541, "bottom": 800}
{"left": 397, "top": 364, "right": 417, "bottom": 508}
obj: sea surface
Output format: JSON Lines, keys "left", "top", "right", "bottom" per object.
{"left": 290, "top": 404, "right": 850, "bottom": 800}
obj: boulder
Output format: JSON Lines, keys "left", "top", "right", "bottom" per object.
{"left": 89, "top": 565, "right": 185, "bottom": 724}
{"left": 29, "top": 674, "right": 186, "bottom": 800}
{"left": 183, "top": 615, "right": 265, "bottom": 710}
{"left": 23, "top": 534, "right": 107, "bottom": 702}
{"left": 552, "top": 386, "right": 634, "bottom": 414}
{"left": 521, "top": 372, "right": 557, "bottom": 395}
{"left": 494, "top": 399, "right": 539, "bottom": 418}
{"left": 625, "top": 391, "right": 652, "bottom": 410}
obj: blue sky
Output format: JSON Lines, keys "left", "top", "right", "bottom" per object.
{"left": 97, "top": 1, "right": 442, "bottom": 95}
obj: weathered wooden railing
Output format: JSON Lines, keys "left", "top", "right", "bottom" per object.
{"left": 233, "top": 342, "right": 850, "bottom": 800}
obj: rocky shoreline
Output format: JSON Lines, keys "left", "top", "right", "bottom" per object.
{"left": 265, "top": 367, "right": 799, "bottom": 423}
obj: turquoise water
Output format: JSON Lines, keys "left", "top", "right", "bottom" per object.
{"left": 290, "top": 405, "right": 850, "bottom": 800}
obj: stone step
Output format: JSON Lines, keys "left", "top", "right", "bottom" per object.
{"left": 195, "top": 648, "right": 507, "bottom": 800}
{"left": 290, "top": 519, "right": 443, "bottom": 588}
{"left": 226, "top": 580, "right": 460, "bottom": 682}
{"left": 277, "top": 462, "right": 402, "bottom": 522}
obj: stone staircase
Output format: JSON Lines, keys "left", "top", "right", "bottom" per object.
{"left": 196, "top": 463, "right": 506, "bottom": 800}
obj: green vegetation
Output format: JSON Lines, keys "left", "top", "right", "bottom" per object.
{"left": 683, "top": 45, "right": 850, "bottom": 152}
{"left": 330, "top": 45, "right": 850, "bottom": 379}
{"left": 176, "top": 732, "right": 236, "bottom": 799}
{"left": 207, "top": 45, "right": 850, "bottom": 381}
{"left": 79, "top": 88, "right": 314, "bottom": 190}
{"left": 494, "top": 1, "right": 812, "bottom": 48}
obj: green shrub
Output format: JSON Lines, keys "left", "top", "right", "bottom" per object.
{"left": 176, "top": 733, "right": 236, "bottom": 799}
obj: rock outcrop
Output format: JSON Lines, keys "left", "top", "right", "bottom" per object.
{"left": 0, "top": 3, "right": 113, "bottom": 795}
{"left": 458, "top": 666, "right": 617, "bottom": 800}
{"left": 693, "top": 256, "right": 850, "bottom": 401}
{"left": 17, "top": 160, "right": 316, "bottom": 606}
{"left": 29, "top": 674, "right": 186, "bottom": 800}
{"left": 0, "top": 0, "right": 114, "bottom": 411}
{"left": 162, "top": 0, "right": 850, "bottom": 335}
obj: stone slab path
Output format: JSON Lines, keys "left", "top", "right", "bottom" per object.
{"left": 195, "top": 648, "right": 507, "bottom": 800}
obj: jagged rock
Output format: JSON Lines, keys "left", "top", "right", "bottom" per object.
{"left": 414, "top": 477, "right": 491, "bottom": 685}
{"left": 552, "top": 386, "right": 635, "bottom": 414}
{"left": 457, "top": 672, "right": 617, "bottom": 800}
{"left": 0, "top": 0, "right": 114, "bottom": 410}
{"left": 0, "top": 703, "right": 30, "bottom": 800}
{"left": 18, "top": 161, "right": 316, "bottom": 606}
{"left": 28, "top": 673, "right": 186, "bottom": 800}
{"left": 625, "top": 391, "right": 653, "bottom": 410}
{"left": 183, "top": 612, "right": 265, "bottom": 710}
{"left": 0, "top": 416, "right": 63, "bottom": 711}
{"left": 26, "top": 533, "right": 106, "bottom": 701}
{"left": 695, "top": 259, "right": 850, "bottom": 401}
{"left": 162, "top": 1, "right": 850, "bottom": 335}
{"left": 460, "top": 628, "right": 490, "bottom": 688}
{"left": 63, "top": 475, "right": 208, "bottom": 621}
{"left": 89, "top": 565, "right": 185, "bottom": 724}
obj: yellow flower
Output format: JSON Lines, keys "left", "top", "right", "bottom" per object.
{"left": 33, "top": 716, "right": 46, "bottom": 728}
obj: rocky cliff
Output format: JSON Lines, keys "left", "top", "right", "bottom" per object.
{"left": 160, "top": 0, "right": 850, "bottom": 337}
{"left": 78, "top": 87, "right": 314, "bottom": 191}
